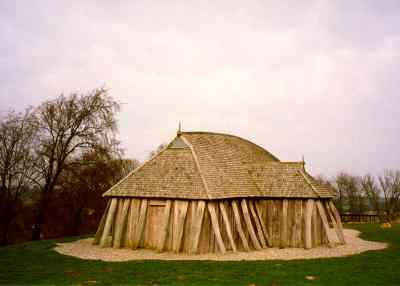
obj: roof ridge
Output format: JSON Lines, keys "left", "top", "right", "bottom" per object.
{"left": 102, "top": 140, "right": 172, "bottom": 197}
{"left": 182, "top": 131, "right": 280, "bottom": 161}
{"left": 299, "top": 170, "right": 321, "bottom": 198}
{"left": 180, "top": 134, "right": 211, "bottom": 199}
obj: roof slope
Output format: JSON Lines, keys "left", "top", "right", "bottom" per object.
{"left": 104, "top": 131, "right": 334, "bottom": 199}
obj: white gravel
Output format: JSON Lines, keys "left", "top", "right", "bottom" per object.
{"left": 54, "top": 228, "right": 387, "bottom": 261}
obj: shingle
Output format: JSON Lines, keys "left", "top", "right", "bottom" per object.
{"left": 103, "top": 131, "right": 334, "bottom": 199}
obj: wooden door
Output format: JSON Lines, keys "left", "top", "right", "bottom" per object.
{"left": 143, "top": 200, "right": 166, "bottom": 248}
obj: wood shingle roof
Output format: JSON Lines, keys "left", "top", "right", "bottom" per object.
{"left": 103, "top": 131, "right": 334, "bottom": 199}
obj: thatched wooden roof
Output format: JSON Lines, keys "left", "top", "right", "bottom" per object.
{"left": 103, "top": 131, "right": 334, "bottom": 199}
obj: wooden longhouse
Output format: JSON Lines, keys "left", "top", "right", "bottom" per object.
{"left": 93, "top": 131, "right": 345, "bottom": 253}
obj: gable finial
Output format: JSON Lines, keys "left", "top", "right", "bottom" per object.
{"left": 177, "top": 121, "right": 182, "bottom": 136}
{"left": 302, "top": 155, "right": 305, "bottom": 169}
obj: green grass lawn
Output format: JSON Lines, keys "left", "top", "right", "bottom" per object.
{"left": 0, "top": 224, "right": 399, "bottom": 286}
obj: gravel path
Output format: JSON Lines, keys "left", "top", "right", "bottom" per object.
{"left": 54, "top": 228, "right": 387, "bottom": 261}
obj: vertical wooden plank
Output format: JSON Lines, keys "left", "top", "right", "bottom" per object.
{"left": 255, "top": 201, "right": 271, "bottom": 246}
{"left": 241, "top": 199, "right": 262, "bottom": 250}
{"left": 128, "top": 199, "right": 141, "bottom": 248}
{"left": 172, "top": 200, "right": 189, "bottom": 253}
{"left": 189, "top": 200, "right": 206, "bottom": 254}
{"left": 198, "top": 202, "right": 211, "bottom": 254}
{"left": 122, "top": 198, "right": 132, "bottom": 247}
{"left": 271, "top": 200, "right": 281, "bottom": 247}
{"left": 280, "top": 199, "right": 289, "bottom": 248}
{"left": 249, "top": 201, "right": 267, "bottom": 248}
{"left": 311, "top": 202, "right": 318, "bottom": 247}
{"left": 315, "top": 200, "right": 334, "bottom": 246}
{"left": 100, "top": 198, "right": 118, "bottom": 247}
{"left": 207, "top": 202, "right": 226, "bottom": 253}
{"left": 131, "top": 199, "right": 148, "bottom": 249}
{"left": 219, "top": 201, "right": 237, "bottom": 252}
{"left": 266, "top": 200, "right": 274, "bottom": 245}
{"left": 111, "top": 199, "right": 122, "bottom": 244}
{"left": 157, "top": 200, "right": 172, "bottom": 252}
{"left": 113, "top": 198, "right": 131, "bottom": 248}
{"left": 165, "top": 201, "right": 175, "bottom": 251}
{"left": 231, "top": 200, "right": 250, "bottom": 251}
{"left": 328, "top": 201, "right": 346, "bottom": 244}
{"left": 93, "top": 200, "right": 111, "bottom": 245}
{"left": 304, "top": 199, "right": 314, "bottom": 249}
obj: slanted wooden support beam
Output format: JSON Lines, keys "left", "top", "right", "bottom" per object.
{"left": 207, "top": 202, "right": 226, "bottom": 253}
{"left": 280, "top": 199, "right": 289, "bottom": 248}
{"left": 304, "top": 199, "right": 314, "bottom": 249}
{"left": 327, "top": 201, "right": 345, "bottom": 244}
{"left": 131, "top": 199, "right": 148, "bottom": 249}
{"left": 128, "top": 199, "right": 141, "bottom": 248}
{"left": 100, "top": 198, "right": 118, "bottom": 247}
{"left": 219, "top": 202, "right": 237, "bottom": 252}
{"left": 93, "top": 200, "right": 111, "bottom": 245}
{"left": 231, "top": 200, "right": 250, "bottom": 251}
{"left": 241, "top": 199, "right": 262, "bottom": 250}
{"left": 172, "top": 200, "right": 189, "bottom": 253}
{"left": 254, "top": 201, "right": 271, "bottom": 246}
{"left": 249, "top": 201, "right": 267, "bottom": 248}
{"left": 189, "top": 200, "right": 206, "bottom": 254}
{"left": 113, "top": 198, "right": 130, "bottom": 248}
{"left": 316, "top": 200, "right": 334, "bottom": 246}
{"left": 157, "top": 200, "right": 172, "bottom": 252}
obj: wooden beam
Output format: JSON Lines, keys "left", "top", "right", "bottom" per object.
{"left": 328, "top": 201, "right": 345, "bottom": 243}
{"left": 172, "top": 200, "right": 189, "bottom": 253}
{"left": 100, "top": 198, "right": 118, "bottom": 247}
{"left": 311, "top": 203, "right": 318, "bottom": 247}
{"left": 131, "top": 199, "right": 148, "bottom": 249}
{"left": 128, "top": 199, "right": 141, "bottom": 248}
{"left": 280, "top": 199, "right": 289, "bottom": 248}
{"left": 231, "top": 200, "right": 250, "bottom": 251}
{"left": 327, "top": 201, "right": 345, "bottom": 244}
{"left": 249, "top": 201, "right": 267, "bottom": 248}
{"left": 241, "top": 199, "right": 262, "bottom": 250}
{"left": 157, "top": 199, "right": 172, "bottom": 252}
{"left": 93, "top": 200, "right": 111, "bottom": 245}
{"left": 122, "top": 199, "right": 132, "bottom": 247}
{"left": 113, "top": 198, "right": 130, "bottom": 248}
{"left": 207, "top": 202, "right": 226, "bottom": 253}
{"left": 315, "top": 200, "right": 334, "bottom": 246}
{"left": 255, "top": 201, "right": 271, "bottom": 246}
{"left": 219, "top": 201, "right": 237, "bottom": 252}
{"left": 189, "top": 200, "right": 206, "bottom": 254}
{"left": 304, "top": 199, "right": 314, "bottom": 249}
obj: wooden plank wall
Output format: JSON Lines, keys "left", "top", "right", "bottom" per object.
{"left": 94, "top": 197, "right": 344, "bottom": 253}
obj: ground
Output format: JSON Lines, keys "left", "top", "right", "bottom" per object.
{"left": 0, "top": 224, "right": 399, "bottom": 286}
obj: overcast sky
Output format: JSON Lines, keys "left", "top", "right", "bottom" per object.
{"left": 1, "top": 0, "right": 399, "bottom": 177}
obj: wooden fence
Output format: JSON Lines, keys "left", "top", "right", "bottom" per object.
{"left": 340, "top": 214, "right": 381, "bottom": 224}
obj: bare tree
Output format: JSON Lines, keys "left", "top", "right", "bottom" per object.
{"left": 378, "top": 170, "right": 400, "bottom": 221}
{"left": 0, "top": 109, "right": 36, "bottom": 245}
{"left": 56, "top": 150, "right": 139, "bottom": 236}
{"left": 360, "top": 174, "right": 381, "bottom": 214}
{"left": 31, "top": 89, "right": 120, "bottom": 240}
{"left": 333, "top": 173, "right": 367, "bottom": 213}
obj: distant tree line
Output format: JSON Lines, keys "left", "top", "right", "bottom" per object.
{"left": 0, "top": 89, "right": 139, "bottom": 245}
{"left": 316, "top": 171, "right": 400, "bottom": 221}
